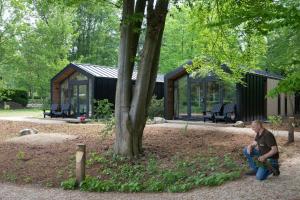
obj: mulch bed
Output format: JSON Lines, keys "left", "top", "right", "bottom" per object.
{"left": 0, "top": 120, "right": 296, "bottom": 188}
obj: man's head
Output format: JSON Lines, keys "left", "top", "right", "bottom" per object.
{"left": 251, "top": 120, "right": 264, "bottom": 133}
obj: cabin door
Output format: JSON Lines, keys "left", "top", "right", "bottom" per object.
{"left": 70, "top": 81, "right": 88, "bottom": 117}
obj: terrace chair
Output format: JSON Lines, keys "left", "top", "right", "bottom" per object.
{"left": 203, "top": 103, "right": 223, "bottom": 122}
{"left": 214, "top": 103, "right": 236, "bottom": 123}
{"left": 43, "top": 104, "right": 59, "bottom": 118}
{"left": 53, "top": 103, "right": 71, "bottom": 118}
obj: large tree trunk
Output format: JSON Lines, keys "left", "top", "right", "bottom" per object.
{"left": 115, "top": 0, "right": 169, "bottom": 157}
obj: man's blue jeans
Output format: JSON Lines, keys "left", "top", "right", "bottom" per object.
{"left": 243, "top": 147, "right": 279, "bottom": 180}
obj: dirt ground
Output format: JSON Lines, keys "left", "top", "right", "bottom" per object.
{"left": 0, "top": 120, "right": 298, "bottom": 188}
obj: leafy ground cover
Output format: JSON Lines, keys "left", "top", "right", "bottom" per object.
{"left": 62, "top": 150, "right": 244, "bottom": 192}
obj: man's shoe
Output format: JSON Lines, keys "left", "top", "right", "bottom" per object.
{"left": 272, "top": 165, "right": 280, "bottom": 176}
{"left": 245, "top": 170, "right": 256, "bottom": 176}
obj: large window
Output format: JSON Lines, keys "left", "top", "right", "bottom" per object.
{"left": 69, "top": 71, "right": 88, "bottom": 81}
{"left": 60, "top": 79, "right": 69, "bottom": 104}
{"left": 223, "top": 82, "right": 236, "bottom": 104}
{"left": 173, "top": 75, "right": 236, "bottom": 120}
{"left": 206, "top": 81, "right": 221, "bottom": 112}
{"left": 190, "top": 82, "right": 204, "bottom": 116}
{"left": 174, "top": 75, "right": 188, "bottom": 118}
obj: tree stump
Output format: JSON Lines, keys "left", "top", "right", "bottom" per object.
{"left": 76, "top": 144, "right": 86, "bottom": 185}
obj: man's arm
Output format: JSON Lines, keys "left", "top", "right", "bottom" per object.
{"left": 247, "top": 141, "right": 257, "bottom": 154}
{"left": 258, "top": 146, "right": 278, "bottom": 162}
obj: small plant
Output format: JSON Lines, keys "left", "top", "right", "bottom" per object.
{"left": 16, "top": 150, "right": 25, "bottom": 160}
{"left": 268, "top": 115, "right": 282, "bottom": 127}
{"left": 80, "top": 176, "right": 115, "bottom": 192}
{"left": 23, "top": 176, "right": 32, "bottom": 183}
{"left": 268, "top": 115, "right": 282, "bottom": 135}
{"left": 87, "top": 152, "right": 108, "bottom": 166}
{"left": 224, "top": 154, "right": 239, "bottom": 169}
{"left": 144, "top": 178, "right": 164, "bottom": 192}
{"left": 61, "top": 178, "right": 77, "bottom": 190}
{"left": 45, "top": 181, "right": 53, "bottom": 187}
{"left": 120, "top": 182, "right": 143, "bottom": 192}
{"left": 100, "top": 114, "right": 116, "bottom": 137}
{"left": 2, "top": 171, "right": 17, "bottom": 182}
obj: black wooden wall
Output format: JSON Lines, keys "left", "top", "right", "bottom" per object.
{"left": 236, "top": 74, "right": 267, "bottom": 121}
{"left": 94, "top": 77, "right": 164, "bottom": 106}
{"left": 295, "top": 92, "right": 300, "bottom": 115}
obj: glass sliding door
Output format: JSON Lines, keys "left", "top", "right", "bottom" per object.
{"left": 174, "top": 75, "right": 188, "bottom": 118}
{"left": 70, "top": 83, "right": 88, "bottom": 117}
{"left": 206, "top": 81, "right": 221, "bottom": 112}
{"left": 190, "top": 82, "right": 205, "bottom": 117}
{"left": 78, "top": 84, "right": 88, "bottom": 115}
{"left": 70, "top": 84, "right": 78, "bottom": 116}
{"left": 173, "top": 75, "right": 228, "bottom": 120}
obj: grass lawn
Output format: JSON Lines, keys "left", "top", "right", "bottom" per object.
{"left": 0, "top": 108, "right": 43, "bottom": 118}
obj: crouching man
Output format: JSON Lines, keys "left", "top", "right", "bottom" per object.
{"left": 243, "top": 120, "right": 280, "bottom": 180}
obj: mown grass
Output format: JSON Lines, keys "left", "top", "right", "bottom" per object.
{"left": 61, "top": 151, "right": 246, "bottom": 193}
{"left": 0, "top": 108, "right": 43, "bottom": 118}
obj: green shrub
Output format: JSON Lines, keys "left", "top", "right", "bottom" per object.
{"left": 148, "top": 96, "right": 164, "bottom": 119}
{"left": 0, "top": 88, "right": 28, "bottom": 107}
{"left": 93, "top": 99, "right": 114, "bottom": 120}
{"left": 268, "top": 115, "right": 282, "bottom": 127}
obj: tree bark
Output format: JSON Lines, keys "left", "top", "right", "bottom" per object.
{"left": 115, "top": 0, "right": 169, "bottom": 157}
{"left": 114, "top": 0, "right": 147, "bottom": 156}
{"left": 288, "top": 117, "right": 295, "bottom": 143}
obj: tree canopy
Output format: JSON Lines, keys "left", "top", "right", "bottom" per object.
{"left": 0, "top": 0, "right": 299, "bottom": 96}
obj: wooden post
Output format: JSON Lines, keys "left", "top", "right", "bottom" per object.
{"left": 288, "top": 117, "right": 295, "bottom": 143}
{"left": 76, "top": 143, "right": 86, "bottom": 185}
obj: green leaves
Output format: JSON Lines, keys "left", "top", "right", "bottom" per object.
{"left": 61, "top": 152, "right": 244, "bottom": 192}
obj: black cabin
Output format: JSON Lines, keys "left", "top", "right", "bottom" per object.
{"left": 51, "top": 63, "right": 164, "bottom": 117}
{"left": 164, "top": 61, "right": 295, "bottom": 122}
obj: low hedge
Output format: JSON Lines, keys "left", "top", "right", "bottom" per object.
{"left": 0, "top": 88, "right": 28, "bottom": 107}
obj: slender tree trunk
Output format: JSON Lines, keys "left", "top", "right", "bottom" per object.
{"left": 115, "top": 0, "right": 169, "bottom": 157}
{"left": 114, "top": 0, "right": 147, "bottom": 156}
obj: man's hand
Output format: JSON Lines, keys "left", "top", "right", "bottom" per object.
{"left": 247, "top": 145, "right": 253, "bottom": 154}
{"left": 247, "top": 141, "right": 257, "bottom": 154}
{"left": 258, "top": 155, "right": 266, "bottom": 162}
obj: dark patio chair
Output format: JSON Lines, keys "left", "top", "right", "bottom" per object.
{"left": 53, "top": 103, "right": 71, "bottom": 118}
{"left": 203, "top": 103, "right": 223, "bottom": 122}
{"left": 43, "top": 104, "right": 59, "bottom": 118}
{"left": 214, "top": 103, "right": 236, "bottom": 123}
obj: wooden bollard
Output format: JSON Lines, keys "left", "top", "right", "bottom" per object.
{"left": 76, "top": 144, "right": 86, "bottom": 185}
{"left": 288, "top": 117, "right": 295, "bottom": 143}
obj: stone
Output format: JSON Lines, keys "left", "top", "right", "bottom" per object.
{"left": 153, "top": 117, "right": 166, "bottom": 124}
{"left": 233, "top": 121, "right": 245, "bottom": 128}
{"left": 19, "top": 128, "right": 39, "bottom": 136}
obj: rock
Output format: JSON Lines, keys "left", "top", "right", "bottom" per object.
{"left": 233, "top": 121, "right": 245, "bottom": 128}
{"left": 153, "top": 117, "right": 165, "bottom": 124}
{"left": 19, "top": 128, "right": 39, "bottom": 136}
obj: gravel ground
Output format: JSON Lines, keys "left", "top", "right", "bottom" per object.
{"left": 150, "top": 123, "right": 300, "bottom": 140}
{"left": 0, "top": 154, "right": 299, "bottom": 200}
